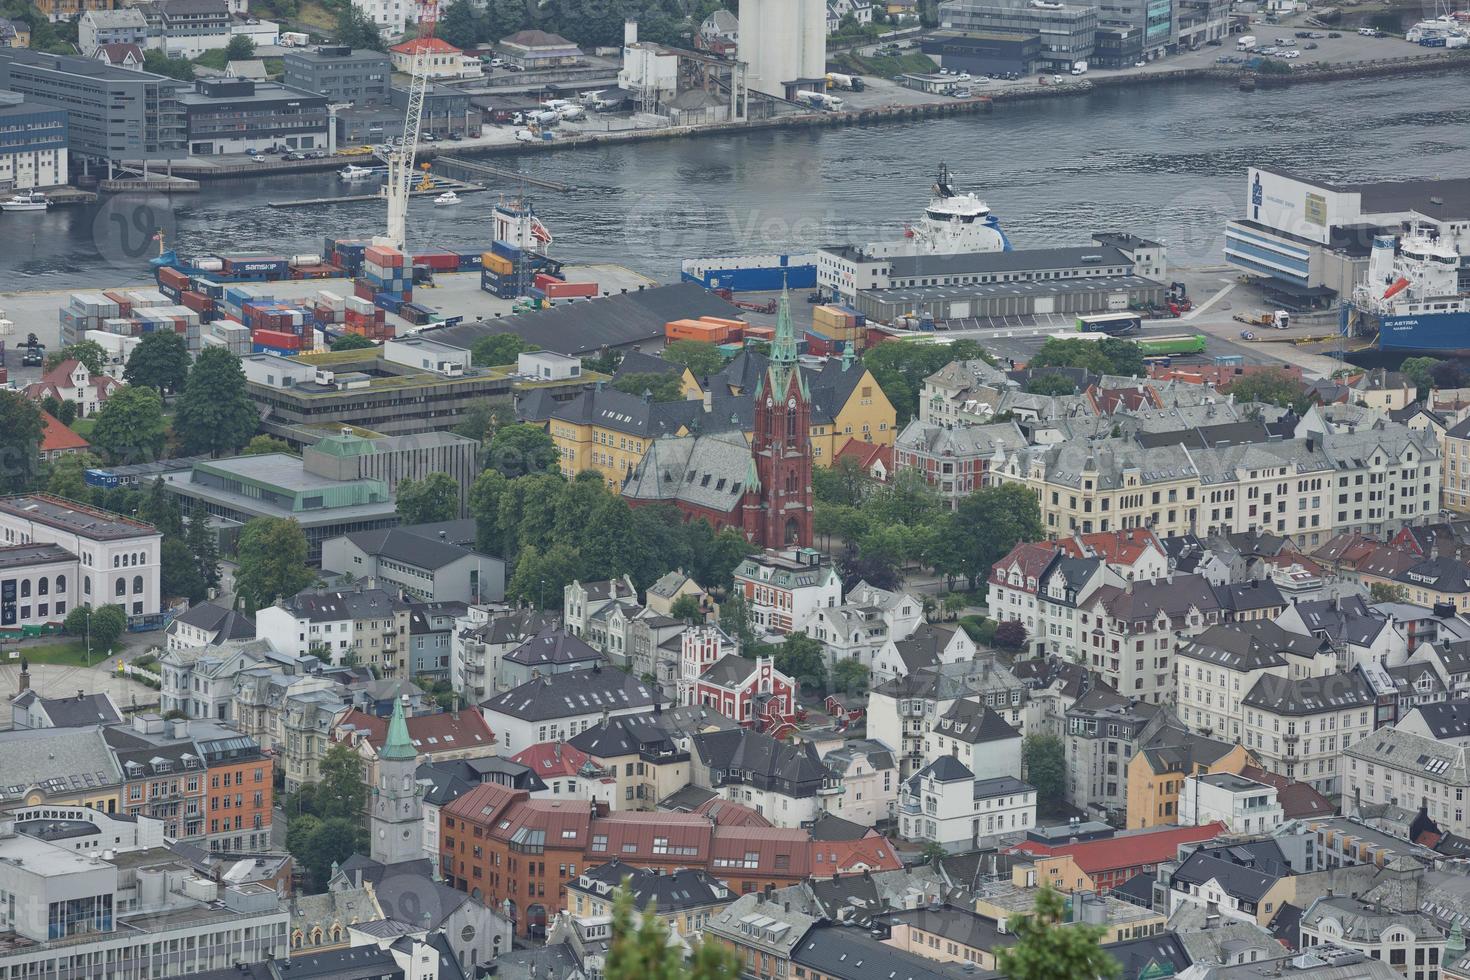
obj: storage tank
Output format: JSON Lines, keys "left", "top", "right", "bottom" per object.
{"left": 740, "top": 0, "right": 826, "bottom": 98}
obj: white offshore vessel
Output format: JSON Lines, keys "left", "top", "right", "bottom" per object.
{"left": 862, "top": 163, "right": 1010, "bottom": 257}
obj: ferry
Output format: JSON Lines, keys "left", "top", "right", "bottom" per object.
{"left": 681, "top": 163, "right": 1010, "bottom": 292}
{"left": 1345, "top": 226, "right": 1470, "bottom": 353}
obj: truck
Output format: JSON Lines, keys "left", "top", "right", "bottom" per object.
{"left": 1137, "top": 334, "right": 1207, "bottom": 357}
{"left": 796, "top": 90, "right": 843, "bottom": 111}
{"left": 279, "top": 31, "right": 309, "bottom": 46}
{"left": 826, "top": 72, "right": 865, "bottom": 91}
{"left": 1071, "top": 60, "right": 1088, "bottom": 74}
{"left": 1237, "top": 34, "right": 1257, "bottom": 50}
{"left": 20, "top": 333, "right": 43, "bottom": 367}
{"left": 1233, "top": 310, "right": 1291, "bottom": 329}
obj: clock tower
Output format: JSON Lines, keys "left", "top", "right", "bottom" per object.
{"left": 744, "top": 285, "right": 813, "bottom": 550}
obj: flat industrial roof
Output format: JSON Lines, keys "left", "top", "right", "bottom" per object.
{"left": 1257, "top": 166, "right": 1470, "bottom": 219}
{"left": 860, "top": 274, "right": 1160, "bottom": 306}
{"left": 0, "top": 495, "right": 158, "bottom": 540}
{"left": 0, "top": 543, "right": 75, "bottom": 569}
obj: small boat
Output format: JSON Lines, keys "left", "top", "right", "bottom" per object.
{"left": 338, "top": 164, "right": 375, "bottom": 182}
{"left": 1, "top": 192, "right": 48, "bottom": 212}
{"left": 434, "top": 190, "right": 461, "bottom": 206}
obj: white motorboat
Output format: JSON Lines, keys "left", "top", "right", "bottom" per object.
{"left": 338, "top": 164, "right": 375, "bottom": 182}
{"left": 434, "top": 190, "right": 461, "bottom": 206}
{"left": 1, "top": 192, "right": 48, "bottom": 212}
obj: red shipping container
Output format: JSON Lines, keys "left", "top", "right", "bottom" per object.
{"left": 413, "top": 252, "right": 459, "bottom": 272}
{"left": 158, "top": 266, "right": 190, "bottom": 291}
{"left": 354, "top": 278, "right": 375, "bottom": 301}
{"left": 534, "top": 272, "right": 563, "bottom": 288}
{"left": 745, "top": 325, "right": 776, "bottom": 341}
{"left": 181, "top": 291, "right": 214, "bottom": 315}
{"left": 364, "top": 245, "right": 405, "bottom": 268}
{"left": 252, "top": 328, "right": 301, "bottom": 350}
{"left": 544, "top": 281, "right": 597, "bottom": 300}
{"left": 103, "top": 290, "right": 133, "bottom": 317}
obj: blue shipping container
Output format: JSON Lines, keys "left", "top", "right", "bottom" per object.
{"left": 84, "top": 468, "right": 120, "bottom": 489}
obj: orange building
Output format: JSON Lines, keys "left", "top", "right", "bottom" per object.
{"left": 203, "top": 736, "right": 273, "bottom": 853}
{"left": 441, "top": 782, "right": 819, "bottom": 937}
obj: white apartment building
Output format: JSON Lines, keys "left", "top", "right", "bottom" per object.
{"left": 1240, "top": 669, "right": 1376, "bottom": 793}
{"left": 1178, "top": 772, "right": 1284, "bottom": 835}
{"left": 1175, "top": 621, "right": 1334, "bottom": 743}
{"left": 732, "top": 548, "right": 842, "bottom": 636}
{"left": 254, "top": 586, "right": 411, "bottom": 674}
{"left": 1078, "top": 573, "right": 1224, "bottom": 703}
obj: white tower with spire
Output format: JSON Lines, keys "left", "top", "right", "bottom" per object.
{"left": 370, "top": 695, "right": 423, "bottom": 865}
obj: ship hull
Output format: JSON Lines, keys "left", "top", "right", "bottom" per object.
{"left": 1376, "top": 310, "right": 1470, "bottom": 354}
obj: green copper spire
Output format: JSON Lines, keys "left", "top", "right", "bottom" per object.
{"left": 1449, "top": 921, "right": 1466, "bottom": 961}
{"left": 770, "top": 279, "right": 797, "bottom": 376}
{"left": 381, "top": 696, "right": 416, "bottom": 761}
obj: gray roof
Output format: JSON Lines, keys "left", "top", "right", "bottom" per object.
{"left": 932, "top": 699, "right": 1019, "bottom": 744}
{"left": 887, "top": 244, "right": 1133, "bottom": 279}
{"left": 622, "top": 430, "right": 753, "bottom": 512}
{"left": 0, "top": 727, "right": 124, "bottom": 801}
{"left": 170, "top": 601, "right": 255, "bottom": 641}
{"left": 914, "top": 755, "right": 972, "bottom": 782}
{"left": 339, "top": 526, "right": 480, "bottom": 570}
{"left": 700, "top": 653, "right": 758, "bottom": 687}
{"left": 82, "top": 7, "right": 148, "bottom": 25}
{"left": 1171, "top": 843, "right": 1290, "bottom": 902}
{"left": 1403, "top": 702, "right": 1470, "bottom": 740}
{"left": 503, "top": 627, "right": 605, "bottom": 668}
{"left": 568, "top": 860, "right": 730, "bottom": 911}
{"left": 1176, "top": 621, "right": 1325, "bottom": 671}
{"left": 280, "top": 586, "right": 408, "bottom": 622}
{"left": 21, "top": 692, "right": 123, "bottom": 728}
{"left": 791, "top": 922, "right": 997, "bottom": 980}
{"left": 1241, "top": 670, "right": 1376, "bottom": 716}
{"left": 693, "top": 728, "right": 829, "bottom": 792}
{"left": 0, "top": 494, "right": 158, "bottom": 541}
{"left": 550, "top": 385, "right": 706, "bottom": 439}
{"left": 0, "top": 542, "right": 74, "bottom": 570}
{"left": 1090, "top": 573, "right": 1223, "bottom": 626}
{"left": 481, "top": 666, "right": 660, "bottom": 720}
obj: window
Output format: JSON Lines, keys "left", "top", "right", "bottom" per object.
{"left": 115, "top": 578, "right": 126, "bottom": 597}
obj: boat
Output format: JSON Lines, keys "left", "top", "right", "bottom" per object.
{"left": 1346, "top": 225, "right": 1470, "bottom": 353}
{"left": 681, "top": 163, "right": 1011, "bottom": 292}
{"left": 338, "top": 164, "right": 375, "bottom": 182}
{"left": 434, "top": 190, "right": 460, "bottom": 206}
{"left": 1, "top": 192, "right": 48, "bottom": 212}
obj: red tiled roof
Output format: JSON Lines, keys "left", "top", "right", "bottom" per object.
{"left": 1240, "top": 766, "right": 1335, "bottom": 820}
{"left": 1006, "top": 822, "right": 1225, "bottom": 874}
{"left": 333, "top": 707, "right": 495, "bottom": 754}
{"left": 810, "top": 834, "right": 903, "bottom": 874}
{"left": 694, "top": 798, "right": 772, "bottom": 828}
{"left": 391, "top": 37, "right": 461, "bottom": 54}
{"left": 989, "top": 542, "right": 1060, "bottom": 591}
{"left": 39, "top": 412, "right": 89, "bottom": 454}
{"left": 834, "top": 438, "right": 893, "bottom": 475}
{"left": 511, "top": 741, "right": 605, "bottom": 780}
{"left": 1058, "top": 528, "right": 1162, "bottom": 566}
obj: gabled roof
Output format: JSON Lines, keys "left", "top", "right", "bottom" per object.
{"left": 332, "top": 706, "right": 495, "bottom": 756}
{"left": 1241, "top": 670, "right": 1376, "bottom": 716}
{"left": 1239, "top": 766, "right": 1335, "bottom": 820}
{"left": 170, "top": 601, "right": 255, "bottom": 641}
{"left": 692, "top": 728, "right": 829, "bottom": 789}
{"left": 22, "top": 692, "right": 122, "bottom": 728}
{"left": 503, "top": 627, "right": 605, "bottom": 668}
{"left": 1006, "top": 822, "right": 1226, "bottom": 874}
{"left": 511, "top": 741, "right": 604, "bottom": 780}
{"left": 550, "top": 386, "right": 705, "bottom": 439}
{"left": 932, "top": 699, "right": 1019, "bottom": 744}
{"left": 340, "top": 526, "right": 481, "bottom": 569}
{"left": 1176, "top": 621, "right": 1325, "bottom": 672}
{"left": 39, "top": 411, "right": 90, "bottom": 453}
{"left": 699, "top": 653, "right": 762, "bottom": 688}
{"left": 1090, "top": 573, "right": 1222, "bottom": 625}
{"left": 481, "top": 666, "right": 660, "bottom": 721}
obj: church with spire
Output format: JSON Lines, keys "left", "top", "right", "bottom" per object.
{"left": 623, "top": 286, "right": 814, "bottom": 550}
{"left": 368, "top": 695, "right": 423, "bottom": 864}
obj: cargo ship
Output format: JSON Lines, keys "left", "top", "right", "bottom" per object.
{"left": 1343, "top": 227, "right": 1470, "bottom": 354}
{"left": 681, "top": 163, "right": 1010, "bottom": 292}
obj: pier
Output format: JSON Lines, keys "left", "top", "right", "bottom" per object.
{"left": 267, "top": 175, "right": 484, "bottom": 209}
{"left": 433, "top": 157, "right": 575, "bottom": 192}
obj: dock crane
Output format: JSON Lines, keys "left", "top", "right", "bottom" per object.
{"left": 379, "top": 0, "right": 440, "bottom": 252}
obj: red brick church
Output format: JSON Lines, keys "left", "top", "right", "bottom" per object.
{"left": 622, "top": 288, "right": 813, "bottom": 550}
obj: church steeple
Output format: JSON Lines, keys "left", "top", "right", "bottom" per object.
{"left": 769, "top": 280, "right": 798, "bottom": 387}
{"left": 381, "top": 695, "right": 416, "bottom": 762}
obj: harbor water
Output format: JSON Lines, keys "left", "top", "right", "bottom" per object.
{"left": 5, "top": 69, "right": 1470, "bottom": 291}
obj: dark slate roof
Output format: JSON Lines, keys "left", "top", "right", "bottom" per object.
{"left": 171, "top": 601, "right": 255, "bottom": 640}
{"left": 1287, "top": 594, "right": 1388, "bottom": 646}
{"left": 567, "top": 711, "right": 681, "bottom": 759}
{"left": 281, "top": 587, "right": 409, "bottom": 622}
{"left": 568, "top": 860, "right": 730, "bottom": 911}
{"left": 420, "top": 283, "right": 747, "bottom": 356}
{"left": 1397, "top": 556, "right": 1470, "bottom": 593}
{"left": 808, "top": 814, "right": 870, "bottom": 842}
{"left": 700, "top": 653, "right": 757, "bottom": 687}
{"left": 341, "top": 526, "right": 478, "bottom": 570}
{"left": 415, "top": 760, "right": 477, "bottom": 807}
{"left": 932, "top": 699, "right": 1019, "bottom": 745}
{"left": 1170, "top": 849, "right": 1283, "bottom": 903}
{"left": 1240, "top": 670, "right": 1376, "bottom": 715}
{"left": 263, "top": 944, "right": 399, "bottom": 980}
{"left": 549, "top": 385, "right": 706, "bottom": 439}
{"left": 614, "top": 350, "right": 686, "bottom": 380}
{"left": 703, "top": 349, "right": 871, "bottom": 427}
{"left": 915, "top": 755, "right": 973, "bottom": 782}
{"left": 28, "top": 692, "right": 122, "bottom": 727}
{"left": 1109, "top": 871, "right": 1156, "bottom": 909}
{"left": 1159, "top": 533, "right": 1208, "bottom": 574}
{"left": 693, "top": 728, "right": 830, "bottom": 791}
{"left": 1403, "top": 702, "right": 1470, "bottom": 740}
{"left": 1103, "top": 933, "right": 1193, "bottom": 980}
{"left": 658, "top": 784, "right": 719, "bottom": 811}
{"left": 1270, "top": 902, "right": 1303, "bottom": 950}
{"left": 792, "top": 922, "right": 999, "bottom": 980}
{"left": 503, "top": 627, "right": 605, "bottom": 668}
{"left": 1214, "top": 579, "right": 1287, "bottom": 613}
{"left": 1091, "top": 573, "right": 1222, "bottom": 625}
{"left": 480, "top": 666, "right": 660, "bottom": 720}
{"left": 467, "top": 609, "right": 560, "bottom": 645}
{"left": 891, "top": 624, "right": 962, "bottom": 676}
{"left": 1176, "top": 621, "right": 1326, "bottom": 671}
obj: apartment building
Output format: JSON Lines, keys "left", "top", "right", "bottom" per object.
{"left": 1065, "top": 684, "right": 1160, "bottom": 823}
{"left": 1174, "top": 621, "right": 1334, "bottom": 743}
{"left": 255, "top": 586, "right": 412, "bottom": 675}
{"left": 731, "top": 548, "right": 842, "bottom": 636}
{"left": 1077, "top": 573, "right": 1224, "bottom": 703}
{"left": 893, "top": 419, "right": 1028, "bottom": 508}
{"left": 1240, "top": 669, "right": 1376, "bottom": 793}
{"left": 1344, "top": 715, "right": 1470, "bottom": 837}
{"left": 868, "top": 656, "right": 1029, "bottom": 779}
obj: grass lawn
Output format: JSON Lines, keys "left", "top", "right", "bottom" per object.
{"left": 3, "top": 639, "right": 96, "bottom": 667}
{"left": 193, "top": 48, "right": 230, "bottom": 70}
{"left": 71, "top": 418, "right": 96, "bottom": 439}
{"left": 294, "top": 0, "right": 338, "bottom": 32}
{"left": 832, "top": 51, "right": 938, "bottom": 77}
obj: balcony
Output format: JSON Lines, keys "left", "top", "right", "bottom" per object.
{"left": 1283, "top": 731, "right": 1299, "bottom": 743}
{"left": 899, "top": 798, "right": 921, "bottom": 815}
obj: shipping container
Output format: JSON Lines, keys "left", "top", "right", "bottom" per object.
{"left": 665, "top": 318, "right": 729, "bottom": 344}
{"left": 543, "top": 280, "right": 598, "bottom": 300}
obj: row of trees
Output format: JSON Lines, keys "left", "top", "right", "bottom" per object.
{"left": 1027, "top": 336, "right": 1146, "bottom": 378}
{"left": 434, "top": 0, "right": 712, "bottom": 52}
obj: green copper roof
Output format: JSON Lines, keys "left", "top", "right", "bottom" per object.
{"left": 313, "top": 430, "right": 378, "bottom": 458}
{"left": 380, "top": 697, "right": 417, "bottom": 761}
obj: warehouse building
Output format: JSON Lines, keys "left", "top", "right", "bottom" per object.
{"left": 1224, "top": 166, "right": 1470, "bottom": 303}
{"left": 921, "top": 30, "right": 1040, "bottom": 75}
{"left": 180, "top": 77, "right": 328, "bottom": 155}
{"left": 852, "top": 274, "right": 1164, "bottom": 323}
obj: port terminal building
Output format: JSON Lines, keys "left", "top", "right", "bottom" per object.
{"left": 818, "top": 235, "right": 1167, "bottom": 323}
{"left": 1224, "top": 167, "right": 1470, "bottom": 303}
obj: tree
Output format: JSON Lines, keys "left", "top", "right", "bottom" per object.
{"left": 812, "top": 455, "right": 870, "bottom": 507}
{"left": 297, "top": 817, "right": 366, "bottom": 891}
{"left": 224, "top": 33, "right": 255, "bottom": 60}
{"left": 1369, "top": 582, "right": 1409, "bottom": 604}
{"left": 1400, "top": 356, "right": 1440, "bottom": 399}
{"left": 57, "top": 400, "right": 77, "bottom": 425}
{"left": 46, "top": 452, "right": 98, "bottom": 502}
{"left": 486, "top": 423, "right": 558, "bottom": 477}
{"left": 143, "top": 49, "right": 195, "bottom": 80}
{"left": 662, "top": 340, "right": 725, "bottom": 378}
{"left": 243, "top": 435, "right": 293, "bottom": 456}
{"left": 612, "top": 372, "right": 686, "bottom": 403}
{"left": 1431, "top": 360, "right": 1467, "bottom": 390}
{"left": 316, "top": 743, "right": 368, "bottom": 820}
{"left": 774, "top": 631, "right": 827, "bottom": 694}
{"left": 700, "top": 527, "right": 755, "bottom": 591}
{"left": 335, "top": 3, "right": 385, "bottom": 49}
{"left": 994, "top": 619, "right": 1029, "bottom": 652}
{"left": 581, "top": 497, "right": 642, "bottom": 584}
{"left": 719, "top": 593, "right": 758, "bottom": 649}
{"left": 124, "top": 331, "right": 191, "bottom": 394}
{"left": 45, "top": 340, "right": 108, "bottom": 376}
{"left": 944, "top": 483, "right": 1045, "bottom": 589}
{"left": 832, "top": 658, "right": 868, "bottom": 697}
{"left": 63, "top": 604, "right": 126, "bottom": 655}
{"left": 1025, "top": 372, "right": 1077, "bottom": 396}
{"left": 994, "top": 886, "right": 1121, "bottom": 980}
{"left": 139, "top": 477, "right": 183, "bottom": 537}
{"left": 1227, "top": 368, "right": 1308, "bottom": 411}
{"left": 864, "top": 339, "right": 993, "bottom": 425}
{"left": 471, "top": 333, "right": 534, "bottom": 367}
{"left": 235, "top": 517, "right": 315, "bottom": 609}
{"left": 283, "top": 812, "right": 320, "bottom": 859}
{"left": 605, "top": 883, "right": 742, "bottom": 980}
{"left": 396, "top": 472, "right": 460, "bottom": 525}
{"left": 919, "top": 841, "right": 947, "bottom": 864}
{"left": 330, "top": 333, "right": 376, "bottom": 352}
{"left": 161, "top": 537, "right": 207, "bottom": 603}
{"left": 1028, "top": 337, "right": 1143, "bottom": 377}
{"left": 436, "top": 0, "right": 484, "bottom": 48}
{"left": 582, "top": 348, "right": 623, "bottom": 375}
{"left": 90, "top": 385, "right": 167, "bottom": 463}
{"left": 175, "top": 348, "right": 258, "bottom": 455}
{"left": 670, "top": 594, "right": 704, "bottom": 623}
{"left": 1022, "top": 734, "right": 1066, "bottom": 811}
{"left": 0, "top": 391, "right": 45, "bottom": 492}
{"left": 840, "top": 550, "right": 902, "bottom": 592}
{"left": 470, "top": 468, "right": 510, "bottom": 554}
{"left": 185, "top": 515, "right": 221, "bottom": 592}
{"left": 507, "top": 543, "right": 582, "bottom": 610}
{"left": 453, "top": 396, "right": 514, "bottom": 444}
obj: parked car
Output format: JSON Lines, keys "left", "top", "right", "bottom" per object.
{"left": 283, "top": 151, "right": 305, "bottom": 160}
{"left": 447, "top": 131, "right": 463, "bottom": 141}
{"left": 1304, "top": 41, "right": 1318, "bottom": 49}
{"left": 421, "top": 132, "right": 436, "bottom": 142}
{"left": 1328, "top": 31, "right": 1342, "bottom": 37}
{"left": 307, "top": 149, "right": 327, "bottom": 159}
{"left": 1206, "top": 37, "right": 1223, "bottom": 44}
{"left": 1134, "top": 59, "right": 1146, "bottom": 66}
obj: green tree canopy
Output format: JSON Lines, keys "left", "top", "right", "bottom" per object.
{"left": 329, "top": 333, "right": 376, "bottom": 352}
{"left": 832, "top": 657, "right": 869, "bottom": 697}
{"left": 235, "top": 517, "right": 315, "bottom": 610}
{"left": 185, "top": 515, "right": 221, "bottom": 593}
{"left": 224, "top": 33, "right": 255, "bottom": 59}
{"left": 1022, "top": 734, "right": 1066, "bottom": 812}
{"left": 296, "top": 817, "right": 366, "bottom": 892}
{"left": 90, "top": 385, "right": 167, "bottom": 463}
{"left": 1025, "top": 372, "right": 1077, "bottom": 396}
{"left": 143, "top": 49, "right": 195, "bottom": 80}
{"left": 605, "top": 882, "right": 742, "bottom": 980}
{"left": 243, "top": 435, "right": 293, "bottom": 456}
{"left": 62, "top": 604, "right": 127, "bottom": 654}
{"left": 994, "top": 886, "right": 1121, "bottom": 980}
{"left": 46, "top": 451, "right": 99, "bottom": 502}
{"left": 612, "top": 372, "right": 686, "bottom": 403}
{"left": 1227, "top": 368, "right": 1309, "bottom": 412}
{"left": 669, "top": 593, "right": 704, "bottom": 623}
{"left": 46, "top": 340, "right": 109, "bottom": 375}
{"left": 124, "top": 331, "right": 191, "bottom": 393}
{"left": 161, "top": 536, "right": 207, "bottom": 603}
{"left": 941, "top": 482, "right": 1045, "bottom": 589}
{"left": 334, "top": 4, "right": 385, "bottom": 49}
{"left": 773, "top": 631, "right": 828, "bottom": 693}
{"left": 486, "top": 423, "right": 559, "bottom": 477}
{"left": 864, "top": 338, "right": 992, "bottom": 425}
{"left": 396, "top": 472, "right": 460, "bottom": 525}
{"left": 471, "top": 333, "right": 535, "bottom": 367}
{"left": 175, "top": 348, "right": 258, "bottom": 456}
{"left": 507, "top": 543, "right": 582, "bottom": 610}
{"left": 662, "top": 340, "right": 725, "bottom": 378}
{"left": 1028, "top": 337, "right": 1143, "bottom": 377}
{"left": 316, "top": 743, "right": 368, "bottom": 820}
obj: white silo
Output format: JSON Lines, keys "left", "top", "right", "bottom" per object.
{"left": 739, "top": 0, "right": 826, "bottom": 99}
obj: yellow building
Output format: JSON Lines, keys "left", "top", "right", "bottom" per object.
{"left": 550, "top": 354, "right": 899, "bottom": 487}
{"left": 566, "top": 862, "right": 733, "bottom": 940}
{"left": 1126, "top": 738, "right": 1254, "bottom": 830}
